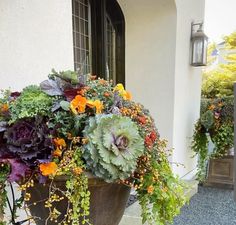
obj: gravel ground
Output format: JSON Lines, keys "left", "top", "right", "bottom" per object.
{"left": 173, "top": 186, "right": 236, "bottom": 225}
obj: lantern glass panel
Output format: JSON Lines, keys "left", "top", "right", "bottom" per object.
{"left": 192, "top": 38, "right": 203, "bottom": 65}
{"left": 202, "top": 38, "right": 208, "bottom": 65}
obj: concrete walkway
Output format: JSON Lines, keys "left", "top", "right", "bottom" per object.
{"left": 120, "top": 186, "right": 236, "bottom": 225}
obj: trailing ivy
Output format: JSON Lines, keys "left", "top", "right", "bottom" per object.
{"left": 192, "top": 98, "right": 234, "bottom": 181}
{"left": 191, "top": 121, "right": 208, "bottom": 181}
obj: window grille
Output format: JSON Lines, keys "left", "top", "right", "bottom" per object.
{"left": 105, "top": 15, "right": 116, "bottom": 83}
{"left": 72, "top": 0, "right": 91, "bottom": 74}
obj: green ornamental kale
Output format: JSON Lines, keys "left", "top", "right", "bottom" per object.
{"left": 200, "top": 110, "right": 214, "bottom": 130}
{"left": 83, "top": 114, "right": 144, "bottom": 182}
{"left": 9, "top": 85, "right": 54, "bottom": 123}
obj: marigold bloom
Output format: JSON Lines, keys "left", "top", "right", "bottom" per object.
{"left": 147, "top": 185, "right": 154, "bottom": 194}
{"left": 54, "top": 138, "right": 66, "bottom": 149}
{"left": 39, "top": 162, "right": 58, "bottom": 176}
{"left": 70, "top": 95, "right": 87, "bottom": 114}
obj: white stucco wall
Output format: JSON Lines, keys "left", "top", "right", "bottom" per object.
{"left": 173, "top": 0, "right": 205, "bottom": 176}
{"left": 0, "top": 0, "right": 74, "bottom": 91}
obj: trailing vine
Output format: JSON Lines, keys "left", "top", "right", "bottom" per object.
{"left": 192, "top": 98, "right": 234, "bottom": 182}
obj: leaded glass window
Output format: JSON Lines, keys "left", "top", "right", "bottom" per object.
{"left": 72, "top": 0, "right": 91, "bottom": 74}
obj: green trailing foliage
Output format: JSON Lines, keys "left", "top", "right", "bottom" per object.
{"left": 192, "top": 98, "right": 234, "bottom": 181}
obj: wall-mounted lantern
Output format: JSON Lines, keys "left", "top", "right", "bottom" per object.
{"left": 190, "top": 22, "right": 208, "bottom": 67}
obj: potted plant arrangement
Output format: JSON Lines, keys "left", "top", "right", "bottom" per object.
{"left": 192, "top": 97, "right": 234, "bottom": 187}
{"left": 0, "top": 70, "right": 186, "bottom": 225}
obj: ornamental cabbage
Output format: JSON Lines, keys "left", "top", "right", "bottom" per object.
{"left": 83, "top": 114, "right": 144, "bottom": 182}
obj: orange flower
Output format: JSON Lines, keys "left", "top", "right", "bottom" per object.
{"left": 123, "top": 91, "right": 132, "bottom": 100}
{"left": 103, "top": 92, "right": 110, "bottom": 97}
{"left": 70, "top": 95, "right": 87, "bottom": 114}
{"left": 90, "top": 75, "right": 97, "bottom": 80}
{"left": 77, "top": 88, "right": 86, "bottom": 96}
{"left": 147, "top": 185, "right": 154, "bottom": 194}
{"left": 53, "top": 148, "right": 62, "bottom": 157}
{"left": 138, "top": 116, "right": 146, "bottom": 125}
{"left": 86, "top": 100, "right": 104, "bottom": 114}
{"left": 1, "top": 103, "right": 9, "bottom": 113}
{"left": 39, "top": 162, "right": 58, "bottom": 176}
{"left": 99, "top": 79, "right": 108, "bottom": 85}
{"left": 145, "top": 136, "right": 153, "bottom": 148}
{"left": 208, "top": 105, "right": 215, "bottom": 110}
{"left": 54, "top": 138, "right": 66, "bottom": 149}
{"left": 150, "top": 131, "right": 157, "bottom": 142}
{"left": 81, "top": 138, "right": 89, "bottom": 145}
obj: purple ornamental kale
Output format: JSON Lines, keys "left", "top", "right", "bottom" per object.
{"left": 5, "top": 117, "right": 53, "bottom": 166}
{"left": 0, "top": 145, "right": 29, "bottom": 182}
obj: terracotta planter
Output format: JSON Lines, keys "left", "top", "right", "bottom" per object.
{"left": 26, "top": 175, "right": 131, "bottom": 225}
{"left": 205, "top": 155, "right": 234, "bottom": 189}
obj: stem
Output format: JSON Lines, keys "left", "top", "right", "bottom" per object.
{"left": 9, "top": 183, "right": 16, "bottom": 218}
{"left": 6, "top": 195, "right": 15, "bottom": 224}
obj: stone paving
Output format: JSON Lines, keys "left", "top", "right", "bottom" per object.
{"left": 173, "top": 186, "right": 236, "bottom": 225}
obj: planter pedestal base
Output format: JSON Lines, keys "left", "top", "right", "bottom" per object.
{"left": 204, "top": 155, "right": 234, "bottom": 189}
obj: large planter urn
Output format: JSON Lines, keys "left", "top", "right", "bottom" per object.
{"left": 205, "top": 155, "right": 234, "bottom": 189}
{"left": 26, "top": 174, "right": 131, "bottom": 225}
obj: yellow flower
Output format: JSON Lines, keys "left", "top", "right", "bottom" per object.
{"left": 114, "top": 83, "right": 125, "bottom": 92}
{"left": 86, "top": 100, "right": 104, "bottom": 114}
{"left": 39, "top": 162, "right": 58, "bottom": 176}
{"left": 70, "top": 95, "right": 87, "bottom": 114}
{"left": 114, "top": 84, "right": 132, "bottom": 101}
